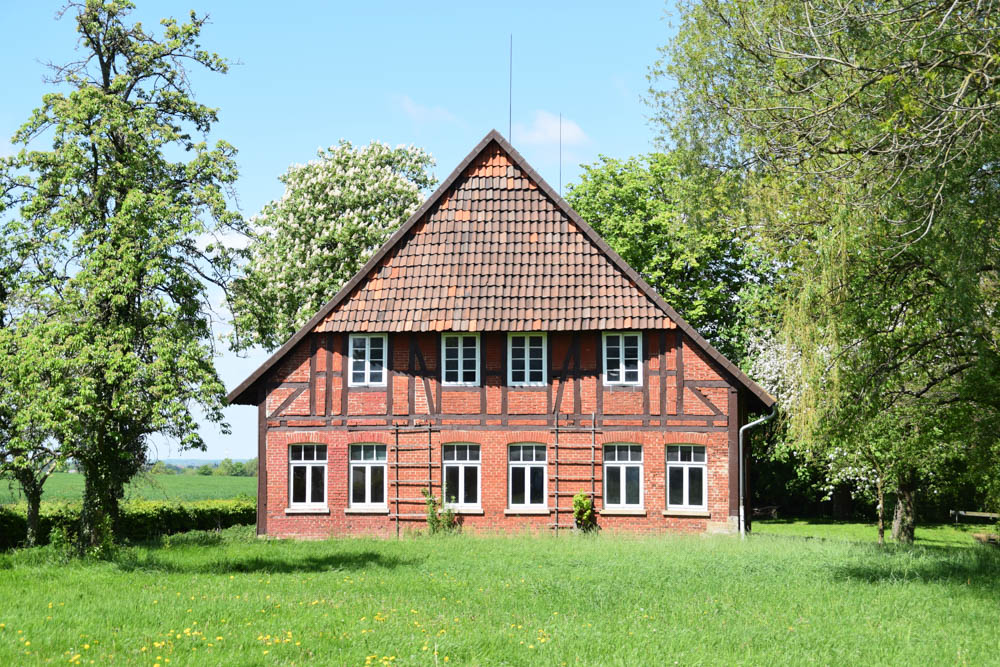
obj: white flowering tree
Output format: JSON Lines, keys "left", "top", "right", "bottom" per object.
{"left": 231, "top": 141, "right": 435, "bottom": 351}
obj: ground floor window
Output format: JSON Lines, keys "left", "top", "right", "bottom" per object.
{"left": 443, "top": 444, "right": 480, "bottom": 509}
{"left": 289, "top": 444, "right": 327, "bottom": 507}
{"left": 509, "top": 444, "right": 547, "bottom": 509}
{"left": 604, "top": 444, "right": 643, "bottom": 508}
{"left": 350, "top": 444, "right": 387, "bottom": 509}
{"left": 667, "top": 445, "right": 707, "bottom": 510}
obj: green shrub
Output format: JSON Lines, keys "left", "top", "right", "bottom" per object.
{"left": 421, "top": 488, "right": 457, "bottom": 534}
{"left": 0, "top": 498, "right": 256, "bottom": 551}
{"left": 573, "top": 492, "right": 598, "bottom": 532}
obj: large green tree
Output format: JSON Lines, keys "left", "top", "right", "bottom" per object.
{"left": 7, "top": 0, "right": 247, "bottom": 547}
{"left": 231, "top": 142, "right": 435, "bottom": 351}
{"left": 566, "top": 150, "right": 776, "bottom": 363}
{"left": 655, "top": 0, "right": 1000, "bottom": 540}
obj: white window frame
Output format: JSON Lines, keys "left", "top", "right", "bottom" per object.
{"left": 441, "top": 333, "right": 480, "bottom": 386}
{"left": 349, "top": 444, "right": 388, "bottom": 510}
{"left": 508, "top": 443, "right": 548, "bottom": 510}
{"left": 288, "top": 444, "right": 327, "bottom": 509}
{"left": 442, "top": 443, "right": 481, "bottom": 510}
{"left": 666, "top": 445, "right": 708, "bottom": 511}
{"left": 507, "top": 332, "right": 547, "bottom": 386}
{"left": 602, "top": 331, "right": 643, "bottom": 386}
{"left": 348, "top": 334, "right": 388, "bottom": 387}
{"left": 603, "top": 444, "right": 644, "bottom": 509}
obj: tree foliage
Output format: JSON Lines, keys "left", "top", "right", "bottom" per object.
{"left": 566, "top": 151, "right": 776, "bottom": 363}
{"left": 5, "top": 0, "right": 246, "bottom": 547}
{"left": 655, "top": 0, "right": 1000, "bottom": 538}
{"left": 232, "top": 142, "right": 435, "bottom": 351}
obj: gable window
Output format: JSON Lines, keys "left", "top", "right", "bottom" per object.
{"left": 604, "top": 444, "right": 643, "bottom": 508}
{"left": 349, "top": 334, "right": 387, "bottom": 387}
{"left": 667, "top": 445, "right": 707, "bottom": 510}
{"left": 289, "top": 444, "right": 327, "bottom": 508}
{"left": 443, "top": 444, "right": 480, "bottom": 509}
{"left": 349, "top": 444, "right": 387, "bottom": 509}
{"left": 603, "top": 332, "right": 642, "bottom": 386}
{"left": 508, "top": 333, "right": 546, "bottom": 386}
{"left": 442, "top": 334, "right": 480, "bottom": 386}
{"left": 508, "top": 444, "right": 547, "bottom": 509}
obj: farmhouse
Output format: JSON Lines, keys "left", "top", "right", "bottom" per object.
{"left": 228, "top": 130, "right": 775, "bottom": 538}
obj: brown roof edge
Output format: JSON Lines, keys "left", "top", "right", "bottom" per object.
{"left": 227, "top": 129, "right": 775, "bottom": 410}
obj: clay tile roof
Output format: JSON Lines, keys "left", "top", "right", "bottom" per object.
{"left": 312, "top": 138, "right": 672, "bottom": 334}
{"left": 227, "top": 130, "right": 775, "bottom": 410}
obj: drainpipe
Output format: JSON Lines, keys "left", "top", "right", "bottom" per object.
{"left": 739, "top": 407, "right": 777, "bottom": 539}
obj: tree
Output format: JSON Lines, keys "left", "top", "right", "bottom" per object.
{"left": 230, "top": 141, "right": 435, "bottom": 351}
{"left": 654, "top": 0, "right": 1000, "bottom": 540}
{"left": 566, "top": 151, "right": 776, "bottom": 363}
{"left": 7, "top": 0, "right": 247, "bottom": 548}
{"left": 196, "top": 464, "right": 214, "bottom": 476}
{"left": 214, "top": 458, "right": 236, "bottom": 476}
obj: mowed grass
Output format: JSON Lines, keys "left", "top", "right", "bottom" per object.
{"left": 755, "top": 518, "right": 991, "bottom": 547}
{"left": 0, "top": 473, "right": 256, "bottom": 505}
{"left": 1, "top": 528, "right": 998, "bottom": 665}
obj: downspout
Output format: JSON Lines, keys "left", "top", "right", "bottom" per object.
{"left": 739, "top": 406, "right": 777, "bottom": 539}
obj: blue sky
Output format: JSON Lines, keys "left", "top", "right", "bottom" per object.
{"left": 2, "top": 1, "right": 676, "bottom": 460}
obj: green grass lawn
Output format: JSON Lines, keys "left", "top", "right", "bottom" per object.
{"left": 1, "top": 528, "right": 998, "bottom": 665}
{"left": 0, "top": 473, "right": 256, "bottom": 505}
{"left": 754, "top": 518, "right": 993, "bottom": 547}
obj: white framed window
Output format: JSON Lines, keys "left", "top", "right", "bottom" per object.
{"left": 508, "top": 333, "right": 547, "bottom": 386}
{"left": 348, "top": 334, "right": 387, "bottom": 387}
{"left": 442, "top": 334, "right": 480, "bottom": 386}
{"left": 604, "top": 444, "right": 643, "bottom": 508}
{"left": 603, "top": 332, "right": 642, "bottom": 386}
{"left": 508, "top": 444, "right": 547, "bottom": 509}
{"left": 289, "top": 444, "right": 327, "bottom": 508}
{"left": 443, "top": 444, "right": 480, "bottom": 509}
{"left": 349, "top": 444, "right": 387, "bottom": 509}
{"left": 667, "top": 445, "right": 707, "bottom": 510}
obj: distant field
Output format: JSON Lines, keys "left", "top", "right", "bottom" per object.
{"left": 755, "top": 518, "right": 989, "bottom": 547}
{"left": 0, "top": 473, "right": 256, "bottom": 505}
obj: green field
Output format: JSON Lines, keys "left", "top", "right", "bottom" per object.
{"left": 755, "top": 518, "right": 989, "bottom": 547}
{"left": 1, "top": 528, "right": 998, "bottom": 665}
{"left": 0, "top": 473, "right": 256, "bottom": 505}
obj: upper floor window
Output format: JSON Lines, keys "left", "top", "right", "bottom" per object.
{"left": 289, "top": 444, "right": 327, "bottom": 508}
{"left": 604, "top": 444, "right": 643, "bottom": 509}
{"left": 603, "top": 332, "right": 642, "bottom": 386}
{"left": 667, "top": 445, "right": 707, "bottom": 510}
{"left": 442, "top": 334, "right": 480, "bottom": 386}
{"left": 508, "top": 333, "right": 547, "bottom": 386}
{"left": 443, "top": 444, "right": 481, "bottom": 509}
{"left": 349, "top": 334, "right": 387, "bottom": 387}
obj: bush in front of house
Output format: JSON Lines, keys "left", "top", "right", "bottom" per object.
{"left": 0, "top": 497, "right": 256, "bottom": 550}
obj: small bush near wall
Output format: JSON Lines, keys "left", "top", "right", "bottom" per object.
{"left": 0, "top": 497, "right": 256, "bottom": 551}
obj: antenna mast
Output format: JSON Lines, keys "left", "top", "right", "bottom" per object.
{"left": 559, "top": 112, "right": 563, "bottom": 196}
{"left": 508, "top": 34, "right": 513, "bottom": 141}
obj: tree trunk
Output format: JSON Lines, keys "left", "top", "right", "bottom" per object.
{"left": 80, "top": 462, "right": 106, "bottom": 551}
{"left": 876, "top": 476, "right": 885, "bottom": 546}
{"left": 891, "top": 473, "right": 917, "bottom": 544}
{"left": 24, "top": 485, "right": 42, "bottom": 548}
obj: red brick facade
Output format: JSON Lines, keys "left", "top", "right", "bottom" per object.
{"left": 256, "top": 330, "right": 747, "bottom": 538}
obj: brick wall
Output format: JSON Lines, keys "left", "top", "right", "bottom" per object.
{"left": 256, "top": 328, "right": 742, "bottom": 537}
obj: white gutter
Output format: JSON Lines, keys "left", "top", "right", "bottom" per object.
{"left": 738, "top": 407, "right": 777, "bottom": 539}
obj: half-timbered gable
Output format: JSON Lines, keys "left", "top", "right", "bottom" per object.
{"left": 228, "top": 130, "right": 775, "bottom": 538}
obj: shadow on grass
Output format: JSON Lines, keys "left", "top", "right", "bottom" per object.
{"left": 832, "top": 544, "right": 1000, "bottom": 595}
{"left": 114, "top": 549, "right": 418, "bottom": 575}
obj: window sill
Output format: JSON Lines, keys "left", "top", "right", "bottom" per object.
{"left": 663, "top": 510, "right": 710, "bottom": 518}
{"left": 346, "top": 385, "right": 387, "bottom": 389}
{"left": 599, "top": 508, "right": 646, "bottom": 517}
{"left": 442, "top": 508, "right": 484, "bottom": 515}
{"left": 284, "top": 507, "right": 330, "bottom": 515}
{"left": 504, "top": 508, "right": 550, "bottom": 515}
{"left": 344, "top": 507, "right": 389, "bottom": 515}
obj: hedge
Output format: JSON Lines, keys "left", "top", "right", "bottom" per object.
{"left": 0, "top": 498, "right": 256, "bottom": 550}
